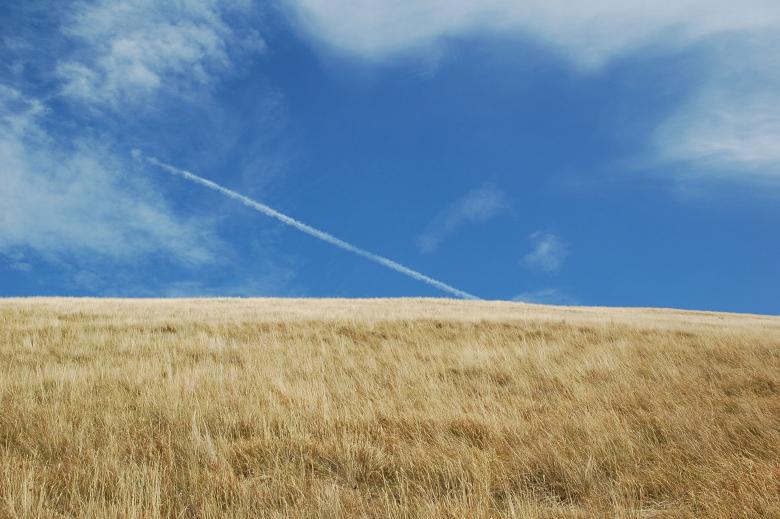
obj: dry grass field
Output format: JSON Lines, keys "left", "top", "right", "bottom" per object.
{"left": 0, "top": 298, "right": 778, "bottom": 518}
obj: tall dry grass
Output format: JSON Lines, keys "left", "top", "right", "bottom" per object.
{"left": 0, "top": 298, "right": 778, "bottom": 518}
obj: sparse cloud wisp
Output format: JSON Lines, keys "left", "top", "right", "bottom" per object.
{"left": 521, "top": 231, "right": 568, "bottom": 273}
{"left": 418, "top": 185, "right": 507, "bottom": 254}
{"left": 57, "top": 0, "right": 264, "bottom": 108}
{"left": 513, "top": 288, "right": 578, "bottom": 306}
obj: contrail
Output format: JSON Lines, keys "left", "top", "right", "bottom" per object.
{"left": 140, "top": 153, "right": 480, "bottom": 300}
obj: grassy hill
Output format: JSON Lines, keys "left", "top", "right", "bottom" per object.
{"left": 1, "top": 298, "right": 778, "bottom": 518}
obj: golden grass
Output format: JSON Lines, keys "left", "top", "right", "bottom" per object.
{"left": 0, "top": 298, "right": 778, "bottom": 518}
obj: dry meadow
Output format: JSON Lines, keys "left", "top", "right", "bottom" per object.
{"left": 0, "top": 298, "right": 778, "bottom": 518}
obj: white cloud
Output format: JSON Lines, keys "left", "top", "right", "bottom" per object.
{"left": 66, "top": 264, "right": 298, "bottom": 298}
{"left": 156, "top": 269, "right": 298, "bottom": 298}
{"left": 0, "top": 1, "right": 304, "bottom": 298}
{"left": 655, "top": 39, "right": 780, "bottom": 178}
{"left": 0, "top": 1, "right": 269, "bottom": 267}
{"left": 3, "top": 251, "right": 32, "bottom": 272}
{"left": 10, "top": 262, "right": 32, "bottom": 272}
{"left": 283, "top": 1, "right": 780, "bottom": 66}
{"left": 57, "top": 0, "right": 264, "bottom": 107}
{"left": 513, "top": 288, "right": 577, "bottom": 306}
{"left": 418, "top": 185, "right": 507, "bottom": 253}
{"left": 0, "top": 85, "right": 215, "bottom": 264}
{"left": 283, "top": 0, "right": 780, "bottom": 181}
{"left": 521, "top": 231, "right": 568, "bottom": 273}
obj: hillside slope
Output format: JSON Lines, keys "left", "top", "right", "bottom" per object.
{"left": 1, "top": 298, "right": 778, "bottom": 518}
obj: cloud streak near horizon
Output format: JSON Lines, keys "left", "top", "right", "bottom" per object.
{"left": 141, "top": 153, "right": 479, "bottom": 300}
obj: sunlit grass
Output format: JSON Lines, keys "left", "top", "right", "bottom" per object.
{"left": 1, "top": 298, "right": 778, "bottom": 517}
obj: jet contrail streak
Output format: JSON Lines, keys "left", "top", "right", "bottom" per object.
{"left": 143, "top": 155, "right": 480, "bottom": 300}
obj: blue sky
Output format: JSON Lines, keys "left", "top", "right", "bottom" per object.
{"left": 1, "top": 1, "right": 778, "bottom": 314}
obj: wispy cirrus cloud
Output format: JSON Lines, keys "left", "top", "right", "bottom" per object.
{"left": 513, "top": 288, "right": 578, "bottom": 306}
{"left": 283, "top": 0, "right": 780, "bottom": 184}
{"left": 418, "top": 185, "right": 507, "bottom": 253}
{"left": 57, "top": 0, "right": 264, "bottom": 108}
{"left": 0, "top": 85, "right": 215, "bottom": 264}
{"left": 655, "top": 40, "right": 780, "bottom": 181}
{"left": 157, "top": 275, "right": 295, "bottom": 298}
{"left": 0, "top": 0, "right": 266, "bottom": 269}
{"left": 2, "top": 251, "right": 32, "bottom": 273}
{"left": 283, "top": 1, "right": 780, "bottom": 66}
{"left": 65, "top": 262, "right": 299, "bottom": 298}
{"left": 521, "top": 231, "right": 568, "bottom": 273}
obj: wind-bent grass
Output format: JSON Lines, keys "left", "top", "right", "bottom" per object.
{"left": 0, "top": 298, "right": 778, "bottom": 518}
